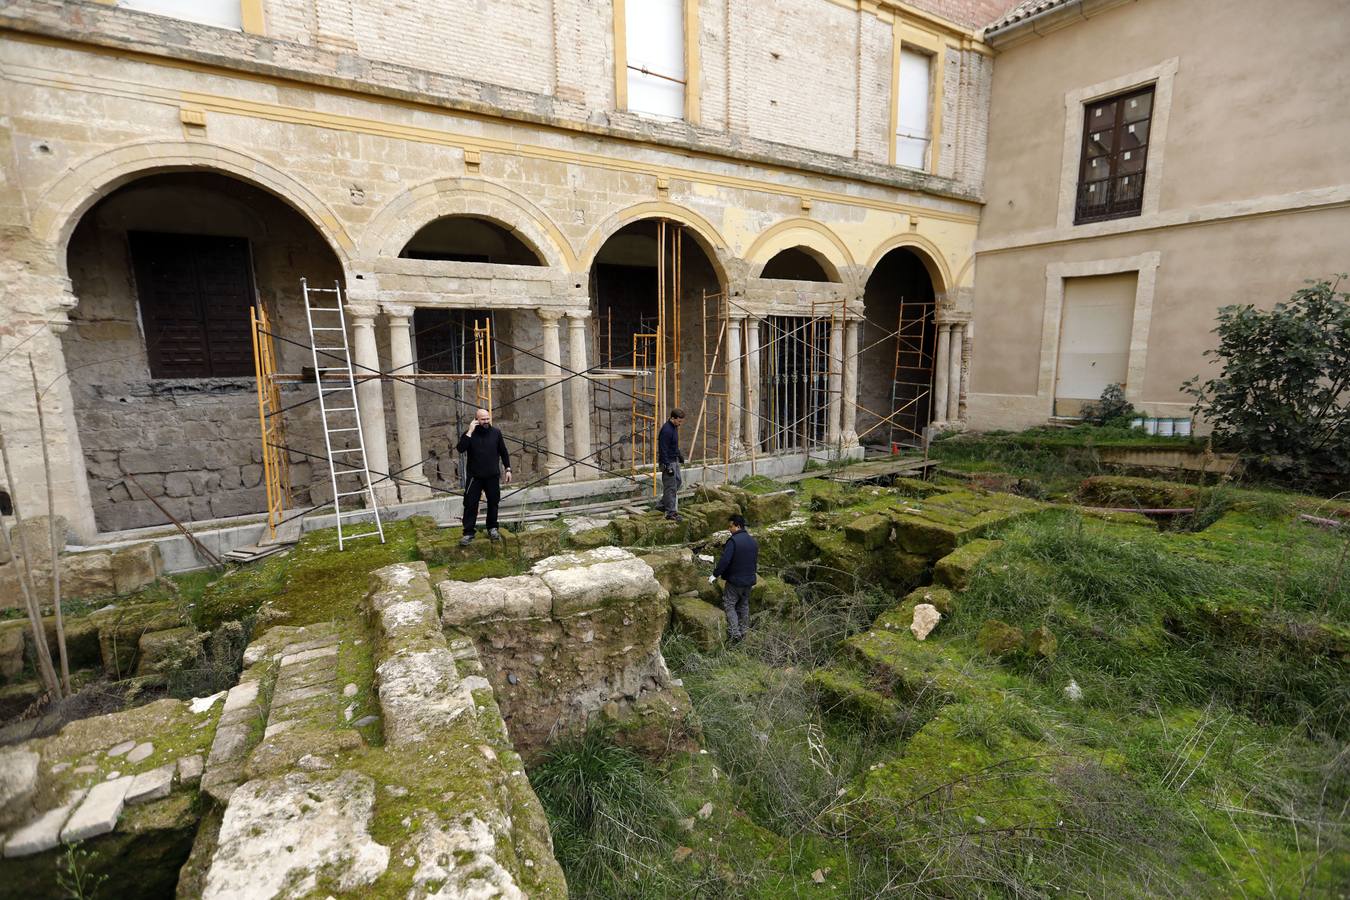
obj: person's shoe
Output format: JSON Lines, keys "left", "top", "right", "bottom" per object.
{"left": 487, "top": 528, "right": 501, "bottom": 542}
{"left": 728, "top": 632, "right": 744, "bottom": 645}
{"left": 665, "top": 513, "right": 682, "bottom": 522}
{"left": 459, "top": 533, "right": 475, "bottom": 546}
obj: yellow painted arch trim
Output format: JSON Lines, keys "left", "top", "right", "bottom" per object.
{"left": 863, "top": 232, "right": 953, "bottom": 295}
{"left": 581, "top": 201, "right": 730, "bottom": 285}
{"left": 362, "top": 177, "right": 577, "bottom": 270}
{"left": 33, "top": 139, "right": 355, "bottom": 275}
{"left": 743, "top": 218, "right": 855, "bottom": 282}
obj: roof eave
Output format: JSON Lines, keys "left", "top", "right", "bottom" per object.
{"left": 984, "top": 0, "right": 1138, "bottom": 49}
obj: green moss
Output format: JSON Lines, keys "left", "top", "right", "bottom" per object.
{"left": 932, "top": 537, "right": 1005, "bottom": 591}
{"left": 196, "top": 519, "right": 421, "bottom": 630}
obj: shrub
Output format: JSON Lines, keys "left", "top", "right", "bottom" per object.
{"left": 1081, "top": 382, "right": 1135, "bottom": 426}
{"left": 1185, "top": 276, "right": 1350, "bottom": 485}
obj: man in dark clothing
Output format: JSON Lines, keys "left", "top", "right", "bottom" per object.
{"left": 656, "top": 409, "right": 686, "bottom": 521}
{"left": 456, "top": 407, "right": 512, "bottom": 545}
{"left": 712, "top": 513, "right": 759, "bottom": 642}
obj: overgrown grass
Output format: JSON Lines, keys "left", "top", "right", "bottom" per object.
{"left": 531, "top": 729, "right": 703, "bottom": 899}
{"left": 954, "top": 509, "right": 1350, "bottom": 736}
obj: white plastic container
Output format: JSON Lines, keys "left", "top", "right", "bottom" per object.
{"left": 1157, "top": 419, "right": 1175, "bottom": 437}
{"left": 1175, "top": 418, "right": 1192, "bottom": 437}
{"left": 1130, "top": 417, "right": 1144, "bottom": 430}
{"left": 1143, "top": 418, "right": 1158, "bottom": 435}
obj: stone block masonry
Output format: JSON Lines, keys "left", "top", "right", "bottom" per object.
{"left": 436, "top": 546, "right": 681, "bottom": 757}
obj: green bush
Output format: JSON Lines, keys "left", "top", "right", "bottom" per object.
{"left": 1185, "top": 276, "right": 1350, "bottom": 486}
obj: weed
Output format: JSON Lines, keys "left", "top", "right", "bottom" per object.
{"left": 55, "top": 843, "right": 106, "bottom": 900}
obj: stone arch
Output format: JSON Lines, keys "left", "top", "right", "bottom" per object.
{"left": 363, "top": 178, "right": 575, "bottom": 270}
{"left": 581, "top": 201, "right": 730, "bottom": 289}
{"left": 863, "top": 234, "right": 952, "bottom": 300}
{"left": 744, "top": 218, "right": 852, "bottom": 284}
{"left": 32, "top": 140, "right": 355, "bottom": 277}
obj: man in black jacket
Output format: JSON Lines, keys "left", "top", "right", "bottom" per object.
{"left": 456, "top": 408, "right": 512, "bottom": 545}
{"left": 656, "top": 409, "right": 686, "bottom": 521}
{"left": 712, "top": 513, "right": 759, "bottom": 642}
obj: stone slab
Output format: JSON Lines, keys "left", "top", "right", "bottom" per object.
{"left": 126, "top": 763, "right": 175, "bottom": 805}
{"left": 202, "top": 770, "right": 389, "bottom": 899}
{"left": 278, "top": 645, "right": 339, "bottom": 668}
{"left": 126, "top": 742, "right": 153, "bottom": 764}
{"left": 2, "top": 790, "right": 86, "bottom": 857}
{"left": 178, "top": 754, "right": 204, "bottom": 787}
{"left": 61, "top": 775, "right": 133, "bottom": 843}
{"left": 439, "top": 574, "right": 552, "bottom": 625}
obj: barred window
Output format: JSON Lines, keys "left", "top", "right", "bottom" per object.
{"left": 1075, "top": 85, "right": 1155, "bottom": 224}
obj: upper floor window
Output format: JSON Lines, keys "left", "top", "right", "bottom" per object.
{"left": 1075, "top": 86, "right": 1155, "bottom": 224}
{"left": 624, "top": 0, "right": 686, "bottom": 119}
{"left": 895, "top": 48, "right": 933, "bottom": 170}
{"left": 115, "top": 0, "right": 244, "bottom": 30}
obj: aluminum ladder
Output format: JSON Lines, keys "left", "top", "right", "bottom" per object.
{"left": 302, "top": 278, "right": 386, "bottom": 550}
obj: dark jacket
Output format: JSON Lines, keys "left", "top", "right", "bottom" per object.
{"left": 658, "top": 420, "right": 684, "bottom": 467}
{"left": 456, "top": 424, "right": 511, "bottom": 479}
{"left": 714, "top": 529, "right": 759, "bottom": 587}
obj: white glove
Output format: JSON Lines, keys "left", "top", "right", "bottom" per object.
{"left": 707, "top": 575, "right": 716, "bottom": 584}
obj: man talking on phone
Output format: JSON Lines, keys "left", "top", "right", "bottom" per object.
{"left": 456, "top": 407, "right": 512, "bottom": 546}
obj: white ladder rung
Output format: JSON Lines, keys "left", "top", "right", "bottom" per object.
{"left": 326, "top": 407, "right": 357, "bottom": 413}
{"left": 312, "top": 326, "right": 346, "bottom": 331}
{"left": 343, "top": 531, "right": 383, "bottom": 540}
{"left": 327, "top": 427, "right": 360, "bottom": 433}
{"left": 314, "top": 346, "right": 347, "bottom": 351}
{"left": 330, "top": 448, "right": 363, "bottom": 455}
{"left": 337, "top": 509, "right": 370, "bottom": 518}
{"left": 335, "top": 489, "right": 368, "bottom": 498}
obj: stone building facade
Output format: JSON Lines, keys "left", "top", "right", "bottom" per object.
{"left": 1, "top": 0, "right": 1003, "bottom": 539}
{"left": 968, "top": 0, "right": 1350, "bottom": 428}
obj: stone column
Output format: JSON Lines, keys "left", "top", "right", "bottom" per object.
{"left": 946, "top": 323, "right": 964, "bottom": 423}
{"left": 566, "top": 310, "right": 594, "bottom": 479}
{"left": 827, "top": 315, "right": 844, "bottom": 447}
{"left": 0, "top": 270, "right": 97, "bottom": 541}
{"left": 932, "top": 323, "right": 952, "bottom": 425}
{"left": 725, "top": 314, "right": 744, "bottom": 456}
{"left": 346, "top": 301, "right": 397, "bottom": 505}
{"left": 743, "top": 317, "right": 762, "bottom": 453}
{"left": 841, "top": 317, "right": 860, "bottom": 447}
{"left": 538, "top": 309, "right": 569, "bottom": 483}
{"left": 382, "top": 304, "right": 430, "bottom": 501}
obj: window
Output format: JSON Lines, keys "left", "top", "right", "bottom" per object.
{"left": 129, "top": 232, "right": 256, "bottom": 379}
{"left": 624, "top": 0, "right": 686, "bottom": 119}
{"left": 116, "top": 0, "right": 244, "bottom": 30}
{"left": 413, "top": 309, "right": 495, "bottom": 375}
{"left": 895, "top": 48, "right": 933, "bottom": 170}
{"left": 1075, "top": 86, "right": 1155, "bottom": 224}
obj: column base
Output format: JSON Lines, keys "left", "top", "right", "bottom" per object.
{"left": 398, "top": 482, "right": 433, "bottom": 503}
{"left": 840, "top": 430, "right": 859, "bottom": 449}
{"left": 372, "top": 482, "right": 401, "bottom": 506}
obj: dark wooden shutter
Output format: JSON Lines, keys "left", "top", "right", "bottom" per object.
{"left": 130, "top": 232, "right": 256, "bottom": 378}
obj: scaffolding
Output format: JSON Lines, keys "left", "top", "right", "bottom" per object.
{"left": 689, "top": 289, "right": 729, "bottom": 477}
{"left": 246, "top": 234, "right": 942, "bottom": 547}
{"left": 250, "top": 303, "right": 291, "bottom": 539}
{"left": 886, "top": 296, "right": 936, "bottom": 448}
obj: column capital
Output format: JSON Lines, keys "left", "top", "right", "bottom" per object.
{"left": 345, "top": 302, "right": 380, "bottom": 322}
{"left": 564, "top": 308, "right": 591, "bottom": 323}
{"left": 537, "top": 308, "right": 565, "bottom": 324}
{"left": 382, "top": 302, "right": 416, "bottom": 321}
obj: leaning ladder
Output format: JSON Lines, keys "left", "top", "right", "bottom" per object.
{"left": 302, "top": 278, "right": 386, "bottom": 550}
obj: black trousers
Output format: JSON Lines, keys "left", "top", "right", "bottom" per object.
{"left": 462, "top": 475, "right": 501, "bottom": 535}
